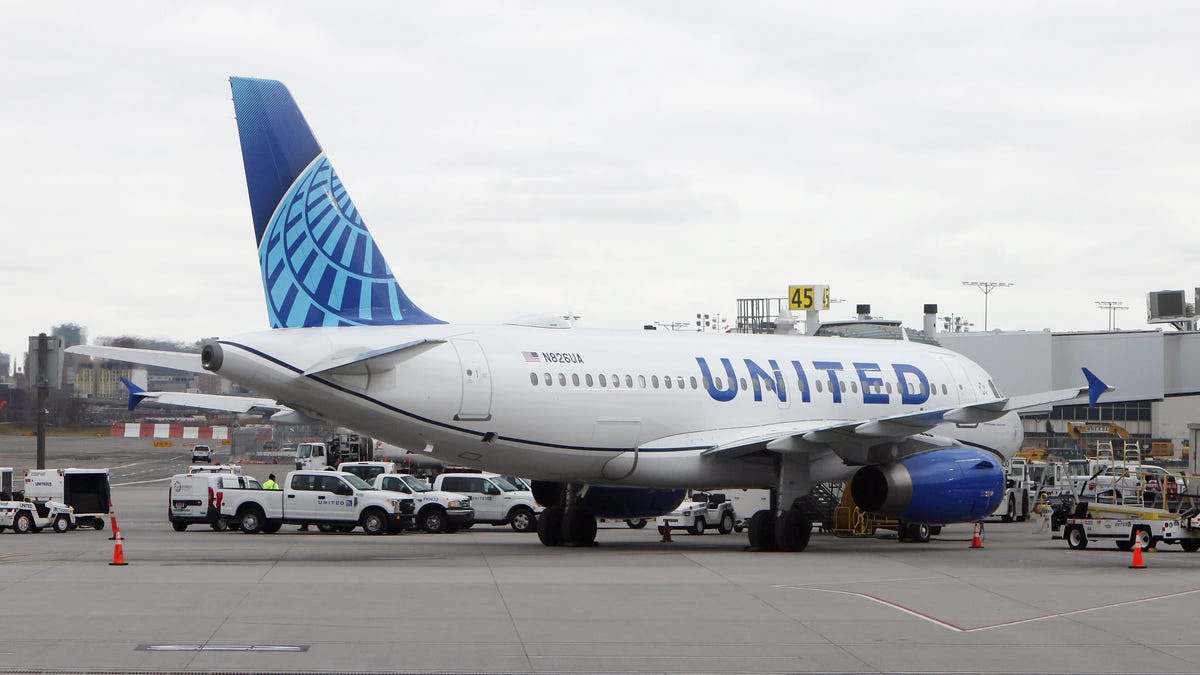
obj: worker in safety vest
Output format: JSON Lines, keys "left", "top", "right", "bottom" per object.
{"left": 263, "top": 473, "right": 280, "bottom": 490}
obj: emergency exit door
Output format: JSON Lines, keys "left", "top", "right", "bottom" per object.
{"left": 452, "top": 339, "right": 492, "bottom": 421}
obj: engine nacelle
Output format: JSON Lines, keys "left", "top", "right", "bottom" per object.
{"left": 531, "top": 481, "right": 687, "bottom": 519}
{"left": 850, "top": 448, "right": 1004, "bottom": 524}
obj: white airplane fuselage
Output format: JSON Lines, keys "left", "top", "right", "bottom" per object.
{"left": 207, "top": 324, "right": 1022, "bottom": 489}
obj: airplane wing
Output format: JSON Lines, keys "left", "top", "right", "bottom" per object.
{"left": 648, "top": 368, "right": 1111, "bottom": 464}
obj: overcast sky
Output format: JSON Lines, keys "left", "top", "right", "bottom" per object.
{"left": 4, "top": 3, "right": 1199, "bottom": 366}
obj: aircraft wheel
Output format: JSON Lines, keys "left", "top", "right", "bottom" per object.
{"left": 747, "top": 510, "right": 776, "bottom": 550}
{"left": 562, "top": 507, "right": 597, "bottom": 545}
{"left": 774, "top": 509, "right": 812, "bottom": 552}
{"left": 537, "top": 506, "right": 564, "bottom": 546}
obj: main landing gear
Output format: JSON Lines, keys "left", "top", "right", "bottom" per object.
{"left": 747, "top": 506, "right": 813, "bottom": 552}
{"left": 537, "top": 483, "right": 597, "bottom": 547}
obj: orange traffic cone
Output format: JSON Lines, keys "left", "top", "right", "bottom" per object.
{"left": 108, "top": 514, "right": 121, "bottom": 540}
{"left": 1129, "top": 538, "right": 1147, "bottom": 569}
{"left": 969, "top": 521, "right": 984, "bottom": 549}
{"left": 659, "top": 522, "right": 673, "bottom": 543}
{"left": 109, "top": 533, "right": 128, "bottom": 566}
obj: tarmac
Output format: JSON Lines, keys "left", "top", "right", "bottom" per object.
{"left": 3, "top": 435, "right": 1200, "bottom": 674}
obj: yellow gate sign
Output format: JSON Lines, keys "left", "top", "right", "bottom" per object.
{"left": 788, "top": 285, "right": 830, "bottom": 311}
{"left": 153, "top": 440, "right": 174, "bottom": 448}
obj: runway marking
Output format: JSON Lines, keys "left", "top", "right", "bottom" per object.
{"left": 137, "top": 644, "right": 308, "bottom": 652}
{"left": 775, "top": 585, "right": 1200, "bottom": 633}
{"left": 111, "top": 477, "right": 172, "bottom": 486}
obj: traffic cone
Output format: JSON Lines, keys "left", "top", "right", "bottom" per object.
{"left": 109, "top": 533, "right": 128, "bottom": 566}
{"left": 659, "top": 522, "right": 672, "bottom": 543}
{"left": 1129, "top": 538, "right": 1147, "bottom": 569}
{"left": 970, "top": 521, "right": 984, "bottom": 549}
{"left": 108, "top": 514, "right": 121, "bottom": 540}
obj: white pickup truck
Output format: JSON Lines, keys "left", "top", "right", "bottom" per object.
{"left": 432, "top": 473, "right": 540, "bottom": 532}
{"left": 369, "top": 473, "right": 474, "bottom": 533}
{"left": 219, "top": 470, "right": 414, "bottom": 534}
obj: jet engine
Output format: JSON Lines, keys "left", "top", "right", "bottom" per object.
{"left": 849, "top": 447, "right": 1004, "bottom": 524}
{"left": 531, "top": 481, "right": 687, "bottom": 519}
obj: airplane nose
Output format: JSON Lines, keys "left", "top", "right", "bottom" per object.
{"left": 201, "top": 340, "right": 224, "bottom": 372}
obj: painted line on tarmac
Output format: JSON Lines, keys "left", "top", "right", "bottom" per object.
{"left": 112, "top": 477, "right": 172, "bottom": 487}
{"left": 777, "top": 585, "right": 1200, "bottom": 633}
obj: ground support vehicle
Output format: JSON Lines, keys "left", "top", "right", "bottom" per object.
{"left": 23, "top": 468, "right": 111, "bottom": 530}
{"left": 370, "top": 473, "right": 473, "bottom": 533}
{"left": 189, "top": 465, "right": 242, "bottom": 475}
{"left": 191, "top": 444, "right": 213, "bottom": 463}
{"left": 0, "top": 500, "right": 75, "bottom": 533}
{"left": 219, "top": 470, "right": 413, "bottom": 534}
{"left": 169, "top": 473, "right": 262, "bottom": 531}
{"left": 432, "top": 473, "right": 540, "bottom": 532}
{"left": 656, "top": 492, "right": 736, "bottom": 535}
{"left": 987, "top": 458, "right": 1030, "bottom": 523}
{"left": 1058, "top": 502, "right": 1199, "bottom": 551}
{"left": 0, "top": 467, "right": 21, "bottom": 501}
{"left": 294, "top": 430, "right": 377, "bottom": 471}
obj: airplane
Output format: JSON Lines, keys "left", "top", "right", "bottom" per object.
{"left": 69, "top": 76, "right": 1110, "bottom": 551}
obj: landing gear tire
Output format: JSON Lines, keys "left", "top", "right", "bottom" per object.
{"left": 689, "top": 517, "right": 706, "bottom": 536}
{"left": 718, "top": 512, "right": 735, "bottom": 535}
{"left": 562, "top": 507, "right": 597, "bottom": 546}
{"left": 1066, "top": 524, "right": 1088, "bottom": 549}
{"left": 899, "top": 522, "right": 931, "bottom": 543}
{"left": 774, "top": 510, "right": 812, "bottom": 552}
{"left": 747, "top": 509, "right": 777, "bottom": 550}
{"left": 537, "top": 506, "right": 564, "bottom": 546}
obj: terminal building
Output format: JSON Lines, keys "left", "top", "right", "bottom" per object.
{"left": 736, "top": 288, "right": 1200, "bottom": 465}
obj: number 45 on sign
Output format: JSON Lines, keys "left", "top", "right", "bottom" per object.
{"left": 788, "top": 285, "right": 830, "bottom": 311}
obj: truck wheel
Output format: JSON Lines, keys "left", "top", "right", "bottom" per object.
{"left": 625, "top": 518, "right": 647, "bottom": 529}
{"left": 361, "top": 509, "right": 388, "bottom": 535}
{"left": 262, "top": 521, "right": 282, "bottom": 534}
{"left": 1116, "top": 539, "right": 1134, "bottom": 551}
{"left": 92, "top": 519, "right": 105, "bottom": 531}
{"left": 1066, "top": 524, "right": 1088, "bottom": 549}
{"left": 1182, "top": 539, "right": 1200, "bottom": 552}
{"left": 211, "top": 519, "right": 229, "bottom": 532}
{"left": 53, "top": 515, "right": 70, "bottom": 533}
{"left": 718, "top": 512, "right": 735, "bottom": 535}
{"left": 172, "top": 522, "right": 188, "bottom": 532}
{"left": 238, "top": 508, "right": 263, "bottom": 534}
{"left": 12, "top": 512, "right": 34, "bottom": 534}
{"left": 420, "top": 508, "right": 447, "bottom": 534}
{"left": 509, "top": 507, "right": 536, "bottom": 533}
{"left": 1001, "top": 495, "right": 1015, "bottom": 523}
{"left": 689, "top": 516, "right": 706, "bottom": 535}
{"left": 1134, "top": 527, "right": 1153, "bottom": 550}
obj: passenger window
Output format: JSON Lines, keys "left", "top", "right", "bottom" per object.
{"left": 558, "top": 373, "right": 566, "bottom": 386}
{"left": 740, "top": 378, "right": 748, "bottom": 391}
{"left": 599, "top": 374, "right": 607, "bottom": 387}
{"left": 715, "top": 377, "right": 724, "bottom": 389}
{"left": 690, "top": 376, "right": 697, "bottom": 389}
{"left": 572, "top": 373, "right": 580, "bottom": 386}
{"left": 664, "top": 376, "right": 672, "bottom": 389}
{"left": 851, "top": 381, "right": 858, "bottom": 393}
{"left": 530, "top": 373, "right": 538, "bottom": 386}
{"left": 585, "top": 374, "right": 594, "bottom": 387}
{"left": 886, "top": 382, "right": 893, "bottom": 394}
{"left": 625, "top": 375, "right": 633, "bottom": 388}
{"left": 840, "top": 381, "right": 846, "bottom": 393}
{"left": 797, "top": 379, "right": 805, "bottom": 393}
{"left": 638, "top": 375, "right": 646, "bottom": 388}
{"left": 544, "top": 373, "right": 552, "bottom": 386}
{"left": 942, "top": 384, "right": 948, "bottom": 395}
{"left": 816, "top": 380, "right": 823, "bottom": 393}
{"left": 651, "top": 376, "right": 659, "bottom": 389}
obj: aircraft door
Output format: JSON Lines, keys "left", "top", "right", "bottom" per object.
{"left": 938, "top": 355, "right": 971, "bottom": 406}
{"left": 451, "top": 340, "right": 492, "bottom": 421}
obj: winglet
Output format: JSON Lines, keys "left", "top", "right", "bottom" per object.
{"left": 1082, "top": 368, "right": 1111, "bottom": 407}
{"left": 120, "top": 377, "right": 149, "bottom": 411}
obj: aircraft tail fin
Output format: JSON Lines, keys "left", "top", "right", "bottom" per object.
{"left": 228, "top": 77, "right": 443, "bottom": 328}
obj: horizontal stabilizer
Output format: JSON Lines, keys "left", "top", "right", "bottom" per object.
{"left": 119, "top": 377, "right": 286, "bottom": 415}
{"left": 66, "top": 345, "right": 206, "bottom": 374}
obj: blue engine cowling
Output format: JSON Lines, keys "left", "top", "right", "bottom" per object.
{"left": 849, "top": 447, "right": 1005, "bottom": 523}
{"left": 531, "top": 481, "right": 687, "bottom": 519}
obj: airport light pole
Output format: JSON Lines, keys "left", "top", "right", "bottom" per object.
{"left": 962, "top": 281, "right": 1013, "bottom": 331}
{"left": 1096, "top": 300, "right": 1128, "bottom": 331}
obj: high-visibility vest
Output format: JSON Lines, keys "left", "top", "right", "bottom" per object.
{"left": 263, "top": 479, "right": 280, "bottom": 490}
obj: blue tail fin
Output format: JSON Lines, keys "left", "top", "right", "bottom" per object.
{"left": 119, "top": 377, "right": 148, "bottom": 411}
{"left": 229, "top": 77, "right": 443, "bottom": 328}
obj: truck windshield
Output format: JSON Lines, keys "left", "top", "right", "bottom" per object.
{"left": 491, "top": 477, "right": 520, "bottom": 492}
{"left": 341, "top": 473, "right": 373, "bottom": 491}
{"left": 297, "top": 446, "right": 312, "bottom": 459}
{"left": 400, "top": 475, "right": 431, "bottom": 492}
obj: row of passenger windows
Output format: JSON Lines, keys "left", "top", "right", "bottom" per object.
{"left": 528, "top": 371, "right": 957, "bottom": 396}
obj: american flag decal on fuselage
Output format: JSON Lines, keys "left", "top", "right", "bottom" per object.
{"left": 522, "top": 351, "right": 541, "bottom": 362}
